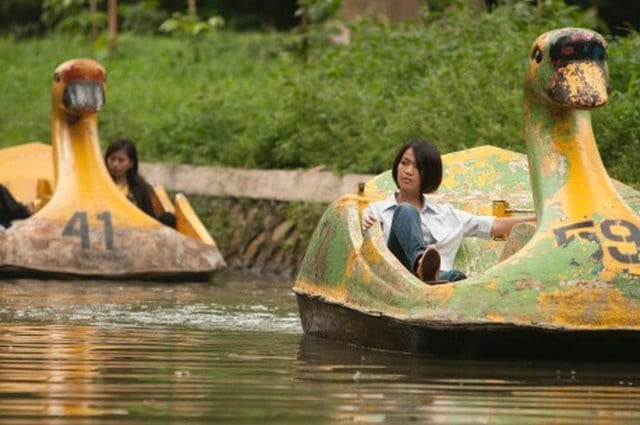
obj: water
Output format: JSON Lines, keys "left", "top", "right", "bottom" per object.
{"left": 1, "top": 272, "right": 640, "bottom": 424}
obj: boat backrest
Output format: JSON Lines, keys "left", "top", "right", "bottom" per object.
{"left": 0, "top": 142, "right": 54, "bottom": 204}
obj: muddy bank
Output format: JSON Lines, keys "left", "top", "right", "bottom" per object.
{"left": 188, "top": 196, "right": 326, "bottom": 277}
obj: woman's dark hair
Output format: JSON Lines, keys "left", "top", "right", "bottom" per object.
{"left": 105, "top": 137, "right": 154, "bottom": 216}
{"left": 391, "top": 139, "right": 442, "bottom": 193}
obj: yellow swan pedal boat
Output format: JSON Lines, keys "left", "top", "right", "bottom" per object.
{"left": 0, "top": 59, "right": 225, "bottom": 279}
{"left": 293, "top": 28, "right": 640, "bottom": 359}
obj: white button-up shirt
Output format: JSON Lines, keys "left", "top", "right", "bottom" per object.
{"left": 363, "top": 192, "right": 495, "bottom": 271}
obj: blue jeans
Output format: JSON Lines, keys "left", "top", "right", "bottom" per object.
{"left": 387, "top": 203, "right": 425, "bottom": 273}
{"left": 387, "top": 203, "right": 467, "bottom": 282}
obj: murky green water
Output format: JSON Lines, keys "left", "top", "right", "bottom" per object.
{"left": 1, "top": 272, "right": 639, "bottom": 424}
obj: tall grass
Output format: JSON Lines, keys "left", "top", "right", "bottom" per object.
{"left": 0, "top": 0, "right": 638, "bottom": 186}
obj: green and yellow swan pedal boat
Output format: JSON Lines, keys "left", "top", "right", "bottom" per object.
{"left": 294, "top": 28, "right": 640, "bottom": 359}
{"left": 0, "top": 59, "right": 225, "bottom": 279}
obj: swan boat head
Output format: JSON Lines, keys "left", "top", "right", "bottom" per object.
{"left": 504, "top": 27, "right": 640, "bottom": 284}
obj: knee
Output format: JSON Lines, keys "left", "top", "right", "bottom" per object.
{"left": 394, "top": 203, "right": 419, "bottom": 219}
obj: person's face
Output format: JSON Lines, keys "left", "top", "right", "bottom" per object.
{"left": 396, "top": 147, "right": 422, "bottom": 195}
{"left": 106, "top": 149, "right": 133, "bottom": 181}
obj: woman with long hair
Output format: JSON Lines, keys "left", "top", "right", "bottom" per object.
{"left": 104, "top": 137, "right": 155, "bottom": 217}
{"left": 105, "top": 138, "right": 176, "bottom": 227}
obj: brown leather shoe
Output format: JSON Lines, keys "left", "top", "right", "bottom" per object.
{"left": 416, "top": 247, "right": 441, "bottom": 283}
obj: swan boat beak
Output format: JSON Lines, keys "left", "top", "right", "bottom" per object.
{"left": 547, "top": 32, "right": 609, "bottom": 109}
{"left": 62, "top": 80, "right": 105, "bottom": 114}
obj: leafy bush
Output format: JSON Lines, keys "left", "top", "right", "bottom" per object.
{"left": 120, "top": 2, "right": 169, "bottom": 35}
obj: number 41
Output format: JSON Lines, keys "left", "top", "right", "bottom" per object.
{"left": 62, "top": 211, "right": 114, "bottom": 250}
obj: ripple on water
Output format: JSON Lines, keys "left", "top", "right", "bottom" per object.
{"left": 0, "top": 272, "right": 302, "bottom": 333}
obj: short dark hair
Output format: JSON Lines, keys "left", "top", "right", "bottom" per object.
{"left": 391, "top": 139, "right": 442, "bottom": 193}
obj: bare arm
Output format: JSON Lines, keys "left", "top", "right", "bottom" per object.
{"left": 491, "top": 215, "right": 536, "bottom": 239}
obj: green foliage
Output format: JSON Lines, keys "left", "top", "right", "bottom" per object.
{"left": 41, "top": 0, "right": 97, "bottom": 34}
{"left": 296, "top": 0, "right": 342, "bottom": 25}
{"left": 159, "top": 12, "right": 225, "bottom": 37}
{"left": 270, "top": 0, "right": 600, "bottom": 173}
{"left": 0, "top": 0, "right": 42, "bottom": 38}
{"left": 0, "top": 0, "right": 639, "bottom": 187}
{"left": 157, "top": 11, "right": 225, "bottom": 62}
{"left": 120, "top": 2, "right": 168, "bottom": 35}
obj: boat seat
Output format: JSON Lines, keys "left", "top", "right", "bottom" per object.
{"left": 150, "top": 185, "right": 175, "bottom": 216}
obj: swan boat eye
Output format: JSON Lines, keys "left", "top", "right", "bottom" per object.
{"left": 531, "top": 47, "right": 543, "bottom": 63}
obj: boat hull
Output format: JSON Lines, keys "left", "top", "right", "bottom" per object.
{"left": 0, "top": 216, "right": 223, "bottom": 280}
{"left": 297, "top": 293, "right": 640, "bottom": 360}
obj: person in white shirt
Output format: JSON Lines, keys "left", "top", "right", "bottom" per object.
{"left": 362, "top": 139, "right": 535, "bottom": 284}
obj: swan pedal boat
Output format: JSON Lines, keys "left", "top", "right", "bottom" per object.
{"left": 0, "top": 59, "right": 225, "bottom": 280}
{"left": 293, "top": 28, "right": 640, "bottom": 359}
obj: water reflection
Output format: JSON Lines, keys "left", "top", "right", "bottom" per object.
{"left": 0, "top": 324, "right": 302, "bottom": 422}
{"left": 1, "top": 273, "right": 640, "bottom": 424}
{"left": 296, "top": 335, "right": 640, "bottom": 424}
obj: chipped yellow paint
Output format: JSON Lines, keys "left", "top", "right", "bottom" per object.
{"left": 343, "top": 247, "right": 359, "bottom": 280}
{"left": 442, "top": 146, "right": 525, "bottom": 190}
{"left": 485, "top": 280, "right": 499, "bottom": 291}
{"left": 432, "top": 283, "right": 455, "bottom": 306}
{"left": 486, "top": 313, "right": 506, "bottom": 322}
{"left": 539, "top": 146, "right": 563, "bottom": 181}
{"left": 360, "top": 233, "right": 384, "bottom": 266}
{"left": 561, "top": 62, "right": 608, "bottom": 105}
{"left": 539, "top": 287, "right": 640, "bottom": 327}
